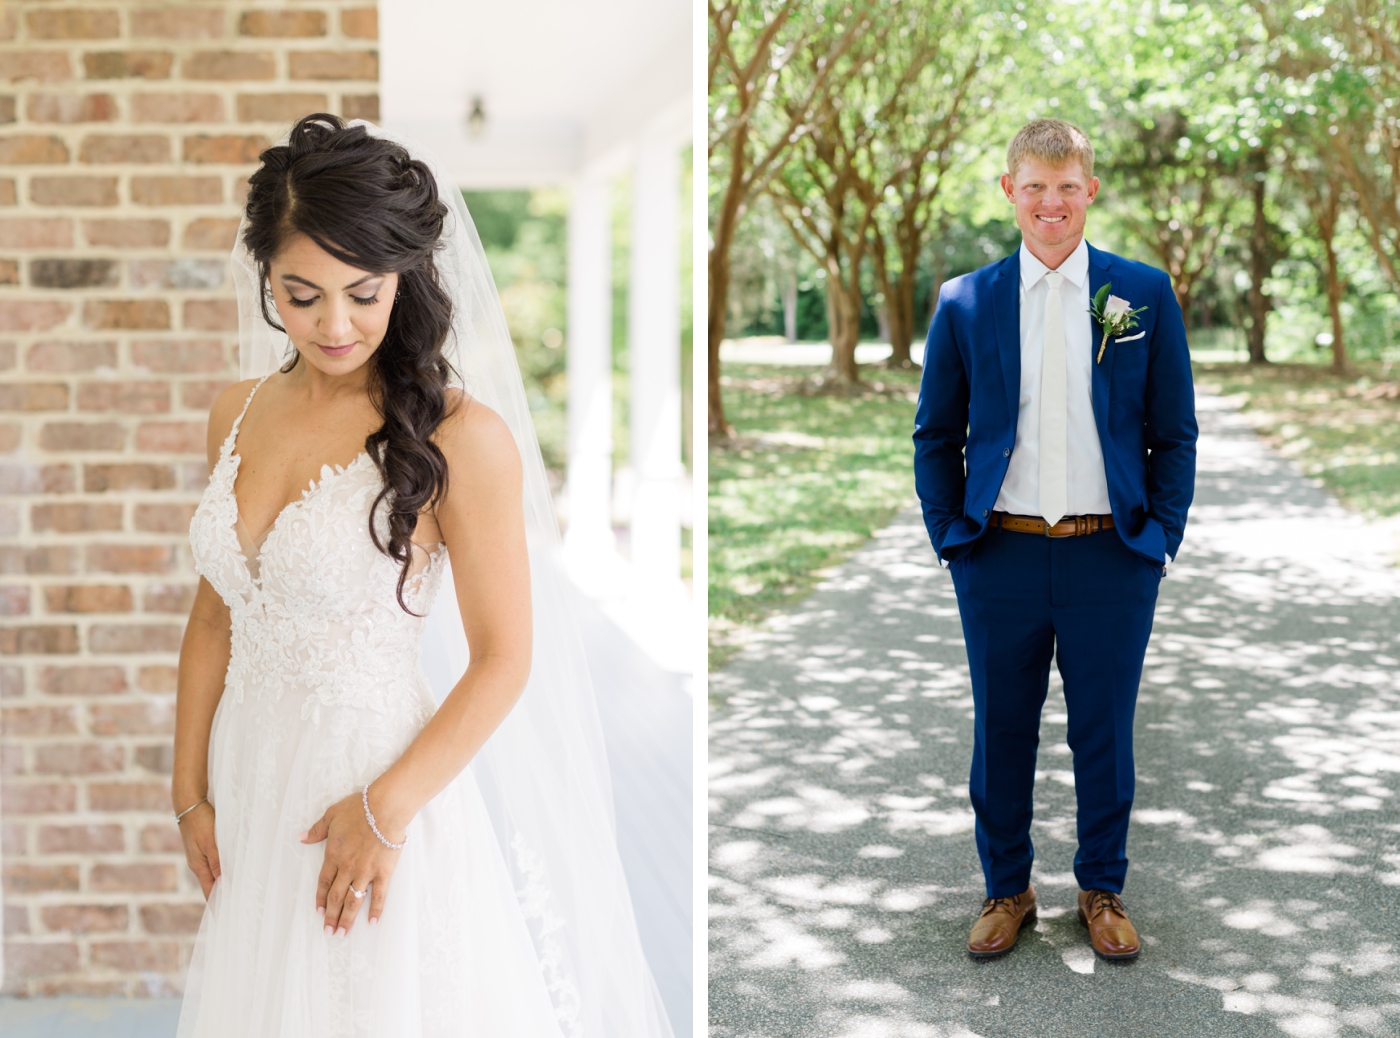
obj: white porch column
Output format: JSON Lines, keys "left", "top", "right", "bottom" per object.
{"left": 627, "top": 136, "right": 683, "bottom": 584}
{"left": 565, "top": 175, "right": 615, "bottom": 552}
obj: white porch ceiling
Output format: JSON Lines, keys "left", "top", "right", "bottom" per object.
{"left": 381, "top": 0, "right": 691, "bottom": 188}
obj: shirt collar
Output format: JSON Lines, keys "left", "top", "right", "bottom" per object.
{"left": 1019, "top": 237, "right": 1089, "bottom": 291}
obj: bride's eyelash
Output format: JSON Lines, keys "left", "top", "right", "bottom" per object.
{"left": 285, "top": 293, "right": 380, "bottom": 309}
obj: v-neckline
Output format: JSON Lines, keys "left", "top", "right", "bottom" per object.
{"left": 225, "top": 447, "right": 372, "bottom": 581}
{"left": 224, "top": 374, "right": 374, "bottom": 562}
{"left": 218, "top": 376, "right": 446, "bottom": 592}
{"left": 230, "top": 447, "right": 372, "bottom": 545}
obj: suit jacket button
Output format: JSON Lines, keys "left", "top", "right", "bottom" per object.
{"left": 982, "top": 509, "right": 989, "bottom": 517}
{"left": 1003, "top": 448, "right": 1011, "bottom": 457}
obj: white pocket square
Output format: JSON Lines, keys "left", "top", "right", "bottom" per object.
{"left": 1114, "top": 331, "right": 1146, "bottom": 343}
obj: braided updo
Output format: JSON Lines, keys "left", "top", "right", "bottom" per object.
{"left": 241, "top": 113, "right": 458, "bottom": 613}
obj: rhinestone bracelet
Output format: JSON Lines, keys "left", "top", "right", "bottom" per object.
{"left": 361, "top": 783, "right": 407, "bottom": 851}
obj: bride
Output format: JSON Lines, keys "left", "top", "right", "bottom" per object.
{"left": 173, "top": 115, "right": 672, "bottom": 1036}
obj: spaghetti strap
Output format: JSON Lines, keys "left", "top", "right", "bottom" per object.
{"left": 220, "top": 373, "right": 272, "bottom": 457}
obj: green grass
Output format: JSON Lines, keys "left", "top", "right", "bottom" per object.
{"left": 1195, "top": 361, "right": 1400, "bottom": 517}
{"left": 708, "top": 364, "right": 922, "bottom": 668}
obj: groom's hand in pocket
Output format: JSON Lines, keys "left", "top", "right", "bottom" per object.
{"left": 302, "top": 790, "right": 403, "bottom": 937}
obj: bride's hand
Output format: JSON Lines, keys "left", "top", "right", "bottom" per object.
{"left": 178, "top": 802, "right": 220, "bottom": 899}
{"left": 301, "top": 788, "right": 405, "bottom": 936}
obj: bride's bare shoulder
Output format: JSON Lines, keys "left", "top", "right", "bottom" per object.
{"left": 433, "top": 387, "right": 522, "bottom": 491}
{"left": 205, "top": 377, "right": 268, "bottom": 466}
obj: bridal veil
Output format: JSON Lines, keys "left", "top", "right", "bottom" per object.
{"left": 230, "top": 119, "right": 675, "bottom": 1038}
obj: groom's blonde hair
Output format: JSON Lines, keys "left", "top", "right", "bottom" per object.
{"left": 1006, "top": 119, "right": 1095, "bottom": 180}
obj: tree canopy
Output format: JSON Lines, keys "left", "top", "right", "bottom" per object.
{"left": 708, "top": 0, "right": 1400, "bottom": 424}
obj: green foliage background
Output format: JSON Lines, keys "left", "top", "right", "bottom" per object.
{"left": 464, "top": 189, "right": 570, "bottom": 477}
{"left": 465, "top": 147, "right": 693, "bottom": 489}
{"left": 718, "top": 0, "right": 1400, "bottom": 366}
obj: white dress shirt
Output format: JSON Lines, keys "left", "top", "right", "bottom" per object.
{"left": 993, "top": 238, "right": 1112, "bottom": 518}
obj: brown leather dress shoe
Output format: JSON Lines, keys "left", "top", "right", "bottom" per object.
{"left": 967, "top": 884, "right": 1036, "bottom": 959}
{"left": 1077, "top": 889, "right": 1140, "bottom": 960}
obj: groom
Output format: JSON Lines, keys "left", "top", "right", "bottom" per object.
{"left": 913, "top": 119, "right": 1197, "bottom": 960}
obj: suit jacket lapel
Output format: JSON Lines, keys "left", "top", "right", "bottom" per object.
{"left": 992, "top": 255, "right": 1021, "bottom": 430}
{"left": 1087, "top": 243, "right": 1114, "bottom": 442}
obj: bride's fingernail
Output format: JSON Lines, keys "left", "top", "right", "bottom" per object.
{"left": 336, "top": 927, "right": 347, "bottom": 938}
{"left": 368, "top": 916, "right": 377, "bottom": 927}
{"left": 316, "top": 906, "right": 325, "bottom": 917}
{"left": 324, "top": 925, "right": 334, "bottom": 937}
{"left": 297, "top": 831, "right": 308, "bottom": 841}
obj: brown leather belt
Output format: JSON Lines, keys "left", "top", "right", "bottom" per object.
{"left": 989, "top": 511, "right": 1114, "bottom": 538}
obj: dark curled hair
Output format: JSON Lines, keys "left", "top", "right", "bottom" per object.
{"left": 241, "top": 113, "right": 457, "bottom": 613}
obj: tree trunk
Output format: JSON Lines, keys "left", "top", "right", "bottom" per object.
{"left": 1174, "top": 279, "right": 1193, "bottom": 338}
{"left": 707, "top": 239, "right": 734, "bottom": 438}
{"left": 707, "top": 126, "right": 749, "bottom": 439}
{"left": 782, "top": 271, "right": 798, "bottom": 343}
{"left": 870, "top": 224, "right": 915, "bottom": 368}
{"left": 926, "top": 246, "right": 947, "bottom": 351}
{"left": 868, "top": 227, "right": 904, "bottom": 367}
{"left": 1246, "top": 158, "right": 1271, "bottom": 364}
{"left": 828, "top": 265, "right": 862, "bottom": 384}
{"left": 1319, "top": 192, "right": 1349, "bottom": 373}
{"left": 885, "top": 257, "right": 917, "bottom": 368}
{"left": 1324, "top": 244, "right": 1348, "bottom": 372}
{"left": 1149, "top": 240, "right": 1194, "bottom": 342}
{"left": 823, "top": 277, "right": 839, "bottom": 360}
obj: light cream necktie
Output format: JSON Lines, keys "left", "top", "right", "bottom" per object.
{"left": 1039, "top": 270, "right": 1068, "bottom": 525}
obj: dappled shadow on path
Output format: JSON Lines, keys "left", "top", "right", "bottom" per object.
{"left": 709, "top": 391, "right": 1400, "bottom": 1038}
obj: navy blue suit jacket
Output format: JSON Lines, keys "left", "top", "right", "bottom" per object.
{"left": 913, "top": 242, "right": 1197, "bottom": 566}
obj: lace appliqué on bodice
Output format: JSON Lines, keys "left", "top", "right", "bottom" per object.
{"left": 190, "top": 376, "right": 448, "bottom": 726}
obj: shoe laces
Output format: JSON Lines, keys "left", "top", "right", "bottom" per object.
{"left": 1085, "top": 889, "right": 1126, "bottom": 919}
{"left": 979, "top": 893, "right": 1021, "bottom": 917}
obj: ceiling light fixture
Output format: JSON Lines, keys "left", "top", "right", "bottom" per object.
{"left": 466, "top": 96, "right": 487, "bottom": 139}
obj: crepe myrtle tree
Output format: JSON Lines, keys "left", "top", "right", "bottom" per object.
{"left": 1307, "top": 163, "right": 1354, "bottom": 373}
{"left": 1270, "top": 95, "right": 1356, "bottom": 372}
{"left": 767, "top": 0, "right": 1020, "bottom": 383}
{"left": 723, "top": 190, "right": 810, "bottom": 342}
{"left": 765, "top": 2, "right": 936, "bottom": 386}
{"left": 1106, "top": 109, "right": 1243, "bottom": 334}
{"left": 709, "top": 0, "right": 869, "bottom": 435}
{"left": 1255, "top": 0, "right": 1400, "bottom": 299}
{"left": 1240, "top": 141, "right": 1293, "bottom": 365}
{"left": 1032, "top": 0, "right": 1286, "bottom": 347}
{"left": 765, "top": 54, "right": 886, "bottom": 386}
{"left": 862, "top": 0, "right": 1021, "bottom": 369}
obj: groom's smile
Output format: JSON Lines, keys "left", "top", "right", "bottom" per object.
{"left": 1000, "top": 155, "right": 1100, "bottom": 268}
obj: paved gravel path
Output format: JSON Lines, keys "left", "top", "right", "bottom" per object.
{"left": 709, "top": 390, "right": 1400, "bottom": 1038}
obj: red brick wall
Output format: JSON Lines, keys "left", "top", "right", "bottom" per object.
{"left": 0, "top": 1, "right": 378, "bottom": 997}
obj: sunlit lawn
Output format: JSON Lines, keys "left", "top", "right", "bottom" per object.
{"left": 708, "top": 364, "right": 921, "bottom": 668}
{"left": 1195, "top": 361, "right": 1400, "bottom": 517}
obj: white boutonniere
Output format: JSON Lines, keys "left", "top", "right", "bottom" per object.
{"left": 1088, "top": 283, "right": 1149, "bottom": 364}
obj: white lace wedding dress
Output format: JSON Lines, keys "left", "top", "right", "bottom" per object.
{"left": 178, "top": 374, "right": 567, "bottom": 1037}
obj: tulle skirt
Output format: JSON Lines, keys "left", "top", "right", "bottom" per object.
{"left": 175, "top": 673, "right": 566, "bottom": 1038}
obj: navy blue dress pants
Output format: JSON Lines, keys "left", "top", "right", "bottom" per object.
{"left": 948, "top": 524, "right": 1161, "bottom": 897}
